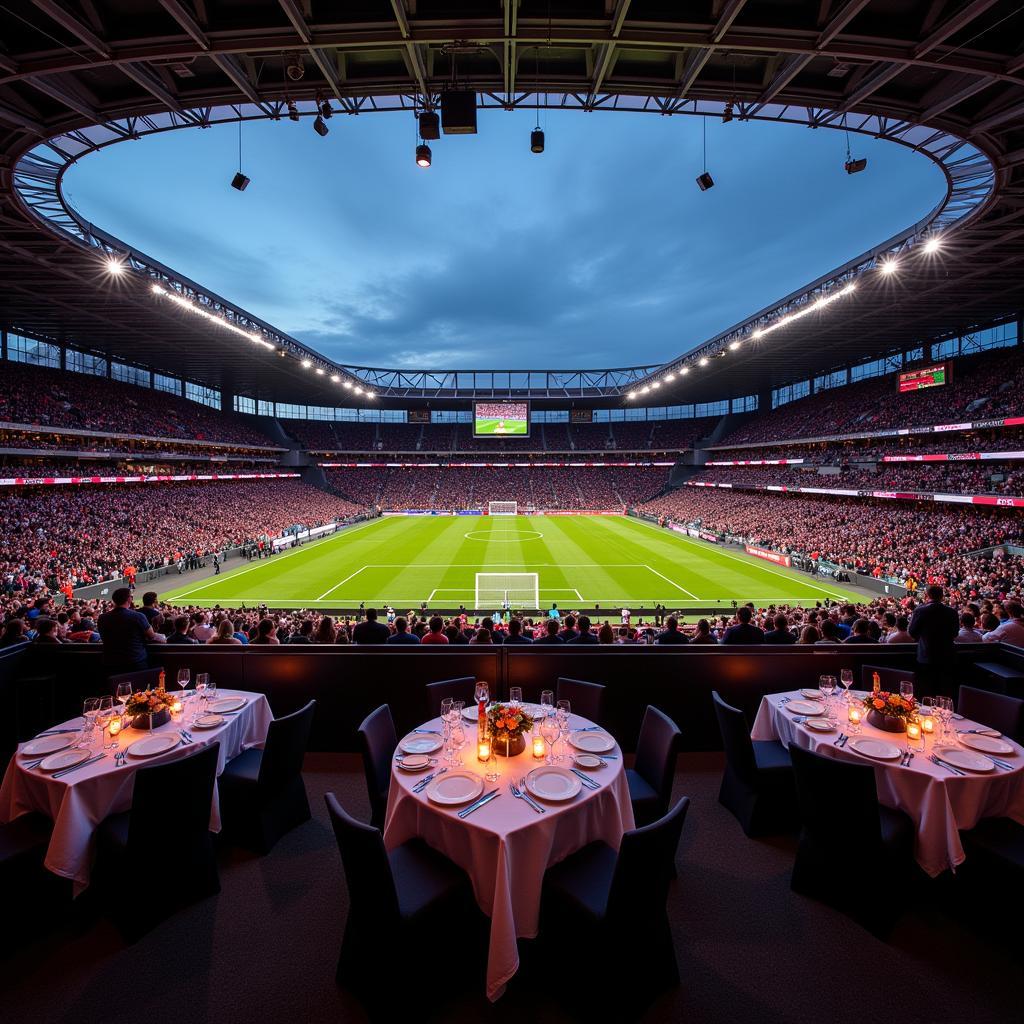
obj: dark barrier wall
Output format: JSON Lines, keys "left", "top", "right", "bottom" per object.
{"left": 9, "top": 642, "right": 1020, "bottom": 758}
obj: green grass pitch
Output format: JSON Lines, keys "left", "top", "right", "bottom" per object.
{"left": 474, "top": 417, "right": 528, "bottom": 435}
{"left": 159, "top": 515, "right": 865, "bottom": 611}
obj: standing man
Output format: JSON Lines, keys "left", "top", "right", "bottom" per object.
{"left": 908, "top": 585, "right": 959, "bottom": 695}
{"left": 98, "top": 587, "right": 166, "bottom": 674}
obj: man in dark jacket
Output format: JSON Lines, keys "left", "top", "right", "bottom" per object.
{"left": 386, "top": 616, "right": 420, "bottom": 644}
{"left": 534, "top": 618, "right": 565, "bottom": 644}
{"left": 655, "top": 616, "right": 689, "bottom": 644}
{"left": 352, "top": 607, "right": 391, "bottom": 644}
{"left": 909, "top": 585, "right": 959, "bottom": 693}
{"left": 763, "top": 613, "right": 796, "bottom": 644}
{"left": 567, "top": 615, "right": 599, "bottom": 644}
{"left": 721, "top": 606, "right": 765, "bottom": 644}
{"left": 503, "top": 618, "right": 533, "bottom": 644}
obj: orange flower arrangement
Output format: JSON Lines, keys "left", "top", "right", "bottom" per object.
{"left": 862, "top": 691, "right": 917, "bottom": 722}
{"left": 124, "top": 687, "right": 176, "bottom": 717}
{"left": 486, "top": 702, "right": 535, "bottom": 742}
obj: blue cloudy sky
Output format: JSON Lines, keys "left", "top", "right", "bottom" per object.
{"left": 64, "top": 109, "right": 944, "bottom": 371}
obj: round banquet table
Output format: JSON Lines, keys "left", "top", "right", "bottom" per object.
{"left": 751, "top": 690, "right": 1024, "bottom": 877}
{"left": 0, "top": 689, "right": 272, "bottom": 894}
{"left": 383, "top": 711, "right": 635, "bottom": 1002}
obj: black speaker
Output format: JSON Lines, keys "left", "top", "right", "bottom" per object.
{"left": 231, "top": 172, "right": 250, "bottom": 192}
{"left": 418, "top": 111, "right": 440, "bottom": 140}
{"left": 695, "top": 171, "right": 715, "bottom": 192}
{"left": 441, "top": 91, "right": 477, "bottom": 135}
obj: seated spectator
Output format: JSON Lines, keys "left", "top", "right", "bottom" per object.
{"left": 655, "top": 616, "right": 689, "bottom": 645}
{"left": 616, "top": 625, "right": 636, "bottom": 644}
{"left": 797, "top": 624, "right": 820, "bottom": 645}
{"left": 67, "top": 617, "right": 100, "bottom": 643}
{"left": 232, "top": 619, "right": 249, "bottom": 644}
{"left": 139, "top": 591, "right": 160, "bottom": 625}
{"left": 445, "top": 623, "right": 469, "bottom": 644}
{"left": 982, "top": 601, "right": 1024, "bottom": 645}
{"left": 33, "top": 618, "right": 61, "bottom": 644}
{"left": 814, "top": 619, "right": 842, "bottom": 645}
{"left": 721, "top": 606, "right": 764, "bottom": 644}
{"left": 387, "top": 616, "right": 420, "bottom": 645}
{"left": 208, "top": 619, "right": 242, "bottom": 645}
{"left": 313, "top": 617, "right": 337, "bottom": 644}
{"left": 335, "top": 624, "right": 350, "bottom": 644}
{"left": 420, "top": 615, "right": 450, "bottom": 644}
{"left": 352, "top": 607, "right": 390, "bottom": 644}
{"left": 0, "top": 618, "right": 25, "bottom": 647}
{"left": 480, "top": 617, "right": 503, "bottom": 645}
{"left": 955, "top": 612, "right": 985, "bottom": 643}
{"left": 165, "top": 615, "right": 197, "bottom": 644}
{"left": 763, "top": 613, "right": 796, "bottom": 645}
{"left": 597, "top": 622, "right": 615, "bottom": 644}
{"left": 567, "top": 614, "right": 598, "bottom": 644}
{"left": 885, "top": 615, "right": 914, "bottom": 644}
{"left": 288, "top": 619, "right": 314, "bottom": 644}
{"left": 503, "top": 618, "right": 532, "bottom": 645}
{"left": 192, "top": 613, "right": 215, "bottom": 644}
{"left": 534, "top": 618, "right": 564, "bottom": 644}
{"left": 558, "top": 614, "right": 579, "bottom": 643}
{"left": 250, "top": 618, "right": 280, "bottom": 645}
{"left": 844, "top": 618, "right": 877, "bottom": 644}
{"left": 469, "top": 627, "right": 492, "bottom": 645}
{"left": 688, "top": 618, "right": 718, "bottom": 645}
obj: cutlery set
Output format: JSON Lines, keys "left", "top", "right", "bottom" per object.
{"left": 412, "top": 767, "right": 448, "bottom": 793}
{"left": 832, "top": 732, "right": 849, "bottom": 748}
{"left": 457, "top": 789, "right": 500, "bottom": 819}
{"left": 509, "top": 779, "right": 546, "bottom": 813}
{"left": 899, "top": 750, "right": 915, "bottom": 768}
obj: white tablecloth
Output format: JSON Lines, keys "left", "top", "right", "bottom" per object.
{"left": 751, "top": 690, "right": 1024, "bottom": 876}
{"left": 383, "top": 712, "right": 635, "bottom": 1001}
{"left": 0, "top": 689, "right": 272, "bottom": 893}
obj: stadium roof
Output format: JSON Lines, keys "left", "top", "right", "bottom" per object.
{"left": 0, "top": 0, "right": 1022, "bottom": 408}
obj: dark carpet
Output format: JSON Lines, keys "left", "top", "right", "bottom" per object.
{"left": 0, "top": 753, "right": 1018, "bottom": 1024}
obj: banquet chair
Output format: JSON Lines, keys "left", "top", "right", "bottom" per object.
{"left": 0, "top": 813, "right": 59, "bottom": 951}
{"left": 959, "top": 817, "right": 1024, "bottom": 925}
{"left": 95, "top": 743, "right": 220, "bottom": 940}
{"left": 555, "top": 677, "right": 606, "bottom": 724}
{"left": 789, "top": 744, "right": 915, "bottom": 933}
{"left": 324, "top": 793, "right": 479, "bottom": 1000}
{"left": 712, "top": 691, "right": 797, "bottom": 837}
{"left": 108, "top": 667, "right": 164, "bottom": 693}
{"left": 625, "top": 705, "right": 682, "bottom": 827}
{"left": 357, "top": 704, "right": 398, "bottom": 829}
{"left": 425, "top": 676, "right": 477, "bottom": 718}
{"left": 956, "top": 686, "right": 1024, "bottom": 742}
{"left": 219, "top": 700, "right": 316, "bottom": 853}
{"left": 541, "top": 797, "right": 690, "bottom": 1009}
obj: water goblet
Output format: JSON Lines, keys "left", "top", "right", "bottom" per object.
{"left": 474, "top": 681, "right": 489, "bottom": 706}
{"left": 840, "top": 669, "right": 854, "bottom": 703}
{"left": 899, "top": 679, "right": 914, "bottom": 700}
{"left": 540, "top": 690, "right": 554, "bottom": 714}
{"left": 96, "top": 696, "right": 113, "bottom": 749}
{"left": 176, "top": 668, "right": 190, "bottom": 696}
{"left": 509, "top": 687, "right": 522, "bottom": 707}
{"left": 450, "top": 723, "right": 466, "bottom": 767}
{"left": 80, "top": 697, "right": 100, "bottom": 750}
{"left": 540, "top": 713, "right": 559, "bottom": 766}
{"left": 819, "top": 675, "right": 836, "bottom": 719}
{"left": 115, "top": 681, "right": 132, "bottom": 716}
{"left": 555, "top": 707, "right": 571, "bottom": 762}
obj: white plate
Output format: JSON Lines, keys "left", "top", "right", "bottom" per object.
{"left": 396, "top": 753, "right": 430, "bottom": 771}
{"left": 23, "top": 734, "right": 75, "bottom": 757}
{"left": 574, "top": 753, "right": 603, "bottom": 769}
{"left": 461, "top": 705, "right": 485, "bottom": 722}
{"left": 526, "top": 766, "right": 582, "bottom": 802}
{"left": 399, "top": 734, "right": 444, "bottom": 755}
{"left": 426, "top": 771, "right": 484, "bottom": 805}
{"left": 785, "top": 700, "right": 823, "bottom": 716}
{"left": 848, "top": 738, "right": 902, "bottom": 761}
{"left": 192, "top": 713, "right": 225, "bottom": 729}
{"left": 803, "top": 718, "right": 835, "bottom": 732}
{"left": 208, "top": 696, "right": 246, "bottom": 713}
{"left": 935, "top": 746, "right": 994, "bottom": 773}
{"left": 799, "top": 689, "right": 825, "bottom": 701}
{"left": 568, "top": 730, "right": 615, "bottom": 753}
{"left": 958, "top": 733, "right": 1013, "bottom": 755}
{"left": 38, "top": 749, "right": 91, "bottom": 772}
{"left": 126, "top": 734, "right": 181, "bottom": 758}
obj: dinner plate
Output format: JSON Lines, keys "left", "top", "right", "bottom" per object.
{"left": 461, "top": 705, "right": 482, "bottom": 722}
{"left": 803, "top": 718, "right": 835, "bottom": 733}
{"left": 568, "top": 730, "right": 615, "bottom": 753}
{"left": 208, "top": 696, "right": 247, "bottom": 714}
{"left": 126, "top": 734, "right": 181, "bottom": 758}
{"left": 574, "top": 753, "right": 603, "bottom": 769}
{"left": 399, "top": 734, "right": 444, "bottom": 755}
{"left": 23, "top": 734, "right": 75, "bottom": 757}
{"left": 39, "top": 749, "right": 91, "bottom": 772}
{"left": 526, "top": 766, "right": 582, "bottom": 802}
{"left": 426, "top": 771, "right": 484, "bottom": 805}
{"left": 785, "top": 700, "right": 823, "bottom": 715}
{"left": 935, "top": 746, "right": 994, "bottom": 773}
{"left": 848, "top": 738, "right": 902, "bottom": 761}
{"left": 396, "top": 753, "right": 430, "bottom": 771}
{"left": 799, "top": 689, "right": 825, "bottom": 701}
{"left": 192, "top": 713, "right": 225, "bottom": 729}
{"left": 958, "top": 733, "right": 1014, "bottom": 756}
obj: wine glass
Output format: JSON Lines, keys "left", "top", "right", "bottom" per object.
{"left": 474, "top": 681, "right": 489, "bottom": 706}
{"left": 205, "top": 676, "right": 217, "bottom": 704}
{"left": 555, "top": 706, "right": 570, "bottom": 762}
{"left": 80, "top": 697, "right": 100, "bottom": 750}
{"left": 899, "top": 679, "right": 914, "bottom": 700}
{"left": 540, "top": 713, "right": 559, "bottom": 765}
{"left": 194, "top": 673, "right": 208, "bottom": 722}
{"left": 819, "top": 675, "right": 836, "bottom": 718}
{"left": 115, "top": 681, "right": 132, "bottom": 716}
{"left": 449, "top": 723, "right": 466, "bottom": 766}
{"left": 840, "top": 668, "right": 854, "bottom": 703}
{"left": 440, "top": 697, "right": 454, "bottom": 727}
{"left": 540, "top": 690, "right": 554, "bottom": 716}
{"left": 509, "top": 687, "right": 522, "bottom": 707}
{"left": 95, "top": 695, "right": 112, "bottom": 747}
{"left": 938, "top": 696, "right": 955, "bottom": 742}
{"left": 176, "top": 668, "right": 190, "bottom": 696}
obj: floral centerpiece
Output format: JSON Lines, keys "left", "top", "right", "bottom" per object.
{"left": 862, "top": 691, "right": 917, "bottom": 733}
{"left": 486, "top": 703, "right": 535, "bottom": 757}
{"left": 124, "top": 687, "right": 175, "bottom": 730}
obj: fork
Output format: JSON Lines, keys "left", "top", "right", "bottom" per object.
{"left": 52, "top": 753, "right": 106, "bottom": 779}
{"left": 929, "top": 754, "right": 965, "bottom": 776}
{"left": 413, "top": 767, "right": 447, "bottom": 793}
{"left": 510, "top": 780, "right": 546, "bottom": 814}
{"left": 832, "top": 732, "right": 847, "bottom": 747}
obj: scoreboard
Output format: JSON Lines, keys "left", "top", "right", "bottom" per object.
{"left": 898, "top": 363, "right": 950, "bottom": 393}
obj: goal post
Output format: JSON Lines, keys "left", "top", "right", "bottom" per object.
{"left": 488, "top": 501, "right": 518, "bottom": 516}
{"left": 475, "top": 572, "right": 539, "bottom": 610}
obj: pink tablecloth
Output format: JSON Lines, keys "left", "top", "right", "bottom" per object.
{"left": 752, "top": 690, "right": 1024, "bottom": 876}
{"left": 383, "top": 712, "right": 635, "bottom": 1001}
{"left": 0, "top": 689, "right": 272, "bottom": 893}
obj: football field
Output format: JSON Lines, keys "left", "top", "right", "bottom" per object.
{"left": 159, "top": 515, "right": 864, "bottom": 610}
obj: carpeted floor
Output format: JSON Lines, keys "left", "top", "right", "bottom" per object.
{"left": 0, "top": 752, "right": 1018, "bottom": 1024}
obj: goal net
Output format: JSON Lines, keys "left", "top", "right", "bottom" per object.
{"left": 488, "top": 501, "right": 518, "bottom": 516}
{"left": 475, "top": 572, "right": 539, "bottom": 610}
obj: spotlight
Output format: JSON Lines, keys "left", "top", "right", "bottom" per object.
{"left": 313, "top": 115, "right": 329, "bottom": 137}
{"left": 301, "top": 359, "right": 312, "bottom": 369}
{"left": 880, "top": 258, "right": 898, "bottom": 275}
{"left": 844, "top": 157, "right": 867, "bottom": 174}
{"left": 680, "top": 367, "right": 690, "bottom": 375}
{"left": 330, "top": 374, "right": 340, "bottom": 383}
{"left": 665, "top": 373, "right": 675, "bottom": 382}
{"left": 699, "top": 357, "right": 709, "bottom": 367}
{"left": 286, "top": 55, "right": 305, "bottom": 81}
{"left": 923, "top": 236, "right": 942, "bottom": 254}
{"left": 722, "top": 102, "right": 734, "bottom": 124}
{"left": 366, "top": 392, "right": 376, "bottom": 400}
{"left": 319, "top": 99, "right": 333, "bottom": 119}
{"left": 415, "top": 143, "right": 432, "bottom": 168}
{"left": 315, "top": 367, "right": 325, "bottom": 375}
{"left": 418, "top": 111, "right": 440, "bottom": 140}
{"left": 696, "top": 171, "right": 715, "bottom": 191}
{"left": 729, "top": 340, "right": 740, "bottom": 350}
{"left": 354, "top": 386, "right": 363, "bottom": 395}
{"left": 287, "top": 99, "right": 299, "bottom": 122}
{"left": 231, "top": 172, "right": 250, "bottom": 191}
{"left": 651, "top": 381, "right": 661, "bottom": 389}
{"left": 104, "top": 257, "right": 125, "bottom": 275}
{"left": 531, "top": 128, "right": 545, "bottom": 154}
{"left": 626, "top": 392, "right": 636, "bottom": 399}
{"left": 343, "top": 381, "right": 353, "bottom": 389}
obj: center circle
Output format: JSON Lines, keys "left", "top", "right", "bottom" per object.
{"left": 463, "top": 529, "right": 544, "bottom": 541}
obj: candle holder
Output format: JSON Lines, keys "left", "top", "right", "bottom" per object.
{"left": 532, "top": 734, "right": 546, "bottom": 759}
{"left": 847, "top": 706, "right": 863, "bottom": 734}
{"left": 477, "top": 741, "right": 491, "bottom": 763}
{"left": 906, "top": 720, "right": 924, "bottom": 751}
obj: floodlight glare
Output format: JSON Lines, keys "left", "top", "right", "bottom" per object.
{"left": 105, "top": 257, "right": 125, "bottom": 276}
{"left": 923, "top": 237, "right": 942, "bottom": 254}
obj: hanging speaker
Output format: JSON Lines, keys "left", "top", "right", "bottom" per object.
{"left": 441, "top": 91, "right": 477, "bottom": 134}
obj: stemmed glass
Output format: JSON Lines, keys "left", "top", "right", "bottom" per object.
{"left": 80, "top": 698, "right": 100, "bottom": 750}
{"left": 449, "top": 722, "right": 466, "bottom": 766}
{"left": 474, "top": 681, "right": 490, "bottom": 706}
{"left": 818, "top": 675, "right": 836, "bottom": 721}
{"left": 115, "top": 681, "right": 132, "bottom": 717}
{"left": 540, "top": 712, "right": 559, "bottom": 765}
{"left": 899, "top": 679, "right": 914, "bottom": 700}
{"left": 555, "top": 704, "right": 570, "bottom": 762}
{"left": 937, "top": 696, "right": 955, "bottom": 742}
{"left": 840, "top": 669, "right": 854, "bottom": 703}
{"left": 176, "top": 668, "right": 190, "bottom": 697}
{"left": 540, "top": 690, "right": 554, "bottom": 717}
{"left": 193, "top": 673, "right": 209, "bottom": 722}
{"left": 509, "top": 687, "right": 522, "bottom": 707}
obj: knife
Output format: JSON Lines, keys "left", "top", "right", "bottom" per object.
{"left": 569, "top": 767, "right": 600, "bottom": 790}
{"left": 52, "top": 753, "right": 106, "bottom": 779}
{"left": 457, "top": 789, "right": 500, "bottom": 818}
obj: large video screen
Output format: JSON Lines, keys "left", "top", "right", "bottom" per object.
{"left": 898, "top": 363, "right": 950, "bottom": 393}
{"left": 473, "top": 401, "right": 530, "bottom": 438}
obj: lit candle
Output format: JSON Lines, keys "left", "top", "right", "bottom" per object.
{"left": 478, "top": 741, "right": 491, "bottom": 762}
{"left": 848, "top": 706, "right": 862, "bottom": 725}
{"left": 108, "top": 718, "right": 121, "bottom": 737}
{"left": 171, "top": 700, "right": 183, "bottom": 714}
{"left": 533, "top": 735, "right": 546, "bottom": 759}
{"left": 921, "top": 716, "right": 935, "bottom": 735}
{"left": 906, "top": 721, "right": 921, "bottom": 742}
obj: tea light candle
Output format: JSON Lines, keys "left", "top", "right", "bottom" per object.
{"left": 848, "top": 706, "right": 862, "bottom": 725}
{"left": 906, "top": 721, "right": 921, "bottom": 742}
{"left": 533, "top": 735, "right": 546, "bottom": 759}
{"left": 478, "top": 741, "right": 491, "bottom": 762}
{"left": 921, "top": 716, "right": 935, "bottom": 735}
{"left": 108, "top": 718, "right": 121, "bottom": 737}
{"left": 171, "top": 700, "right": 183, "bottom": 714}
